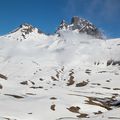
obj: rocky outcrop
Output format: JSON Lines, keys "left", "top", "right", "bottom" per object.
{"left": 57, "top": 20, "right": 68, "bottom": 31}
{"left": 57, "top": 16, "right": 104, "bottom": 39}
{"left": 10, "top": 23, "right": 42, "bottom": 35}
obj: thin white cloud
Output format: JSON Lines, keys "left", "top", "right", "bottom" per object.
{"left": 63, "top": 0, "right": 120, "bottom": 22}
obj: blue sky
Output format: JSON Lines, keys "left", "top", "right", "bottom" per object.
{"left": 0, "top": 0, "right": 120, "bottom": 38}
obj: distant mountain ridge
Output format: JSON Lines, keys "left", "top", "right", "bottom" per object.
{"left": 57, "top": 16, "right": 104, "bottom": 39}
{"left": 1, "top": 16, "right": 104, "bottom": 40}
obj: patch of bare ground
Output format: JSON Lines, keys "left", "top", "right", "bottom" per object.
{"left": 51, "top": 76, "right": 58, "bottom": 81}
{"left": 4, "top": 94, "right": 24, "bottom": 99}
{"left": 91, "top": 83, "right": 101, "bottom": 86}
{"left": 56, "top": 117, "right": 77, "bottom": 120}
{"left": 94, "top": 111, "right": 103, "bottom": 115}
{"left": 76, "top": 80, "right": 89, "bottom": 87}
{"left": 30, "top": 86, "right": 43, "bottom": 89}
{"left": 20, "top": 81, "right": 28, "bottom": 85}
{"left": 77, "top": 113, "right": 88, "bottom": 118}
{"left": 98, "top": 71, "right": 107, "bottom": 73}
{"left": 85, "top": 97, "right": 112, "bottom": 110}
{"left": 51, "top": 68, "right": 62, "bottom": 81}
{"left": 102, "top": 87, "right": 111, "bottom": 89}
{"left": 106, "top": 80, "right": 111, "bottom": 82}
{"left": 55, "top": 70, "right": 60, "bottom": 79}
{"left": 29, "top": 80, "right": 35, "bottom": 85}
{"left": 50, "top": 104, "right": 56, "bottom": 111}
{"left": 0, "top": 84, "right": 3, "bottom": 89}
{"left": 0, "top": 74, "right": 7, "bottom": 80}
{"left": 39, "top": 78, "right": 44, "bottom": 81}
{"left": 67, "top": 106, "right": 89, "bottom": 118}
{"left": 50, "top": 97, "right": 57, "bottom": 100}
{"left": 85, "top": 69, "right": 91, "bottom": 75}
{"left": 26, "top": 93, "right": 36, "bottom": 95}
{"left": 67, "top": 106, "right": 80, "bottom": 113}
{"left": 28, "top": 113, "right": 32, "bottom": 114}
{"left": 67, "top": 76, "right": 75, "bottom": 86}
{"left": 113, "top": 88, "right": 120, "bottom": 90}
{"left": 67, "top": 70, "right": 75, "bottom": 86}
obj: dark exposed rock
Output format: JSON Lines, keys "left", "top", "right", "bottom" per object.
{"left": 71, "top": 16, "right": 80, "bottom": 25}
{"left": 77, "top": 113, "right": 88, "bottom": 118}
{"left": 67, "top": 76, "right": 75, "bottom": 86}
{"left": 28, "top": 113, "right": 32, "bottom": 114}
{"left": 20, "top": 23, "right": 33, "bottom": 34}
{"left": 50, "top": 104, "right": 56, "bottom": 111}
{"left": 20, "top": 81, "right": 28, "bottom": 85}
{"left": 0, "top": 84, "right": 3, "bottom": 89}
{"left": 67, "top": 106, "right": 80, "bottom": 113}
{"left": 110, "top": 100, "right": 120, "bottom": 106}
{"left": 57, "top": 20, "right": 68, "bottom": 31}
{"left": 107, "top": 59, "right": 120, "bottom": 66}
{"left": 107, "top": 59, "right": 113, "bottom": 66}
{"left": 85, "top": 97, "right": 112, "bottom": 110}
{"left": 4, "top": 94, "right": 24, "bottom": 99}
{"left": 51, "top": 76, "right": 58, "bottom": 81}
{"left": 50, "top": 97, "right": 57, "bottom": 100}
{"left": 94, "top": 111, "right": 103, "bottom": 115}
{"left": 85, "top": 69, "right": 91, "bottom": 75}
{"left": 113, "top": 88, "right": 120, "bottom": 90}
{"left": 30, "top": 86, "right": 43, "bottom": 89}
{"left": 76, "top": 80, "right": 88, "bottom": 87}
{"left": 0, "top": 74, "right": 7, "bottom": 80}
{"left": 29, "top": 80, "right": 35, "bottom": 85}
{"left": 71, "top": 16, "right": 104, "bottom": 39}
{"left": 112, "top": 61, "right": 120, "bottom": 65}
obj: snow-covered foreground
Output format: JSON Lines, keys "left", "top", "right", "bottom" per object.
{"left": 0, "top": 30, "right": 120, "bottom": 120}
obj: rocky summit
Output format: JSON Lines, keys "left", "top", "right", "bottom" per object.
{"left": 57, "top": 16, "right": 104, "bottom": 39}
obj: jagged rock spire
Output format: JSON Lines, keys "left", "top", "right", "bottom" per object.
{"left": 71, "top": 16, "right": 80, "bottom": 25}
{"left": 57, "top": 20, "right": 68, "bottom": 31}
{"left": 57, "top": 16, "right": 104, "bottom": 39}
{"left": 71, "top": 16, "right": 104, "bottom": 39}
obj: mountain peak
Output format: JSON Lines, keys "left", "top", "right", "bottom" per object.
{"left": 57, "top": 16, "right": 104, "bottom": 39}
{"left": 10, "top": 23, "right": 42, "bottom": 35}
{"left": 71, "top": 16, "right": 80, "bottom": 25}
{"left": 19, "top": 23, "right": 35, "bottom": 35}
{"left": 20, "top": 23, "right": 42, "bottom": 34}
{"left": 20, "top": 23, "right": 33, "bottom": 28}
{"left": 71, "top": 16, "right": 104, "bottom": 39}
{"left": 6, "top": 23, "right": 43, "bottom": 41}
{"left": 57, "top": 20, "right": 68, "bottom": 31}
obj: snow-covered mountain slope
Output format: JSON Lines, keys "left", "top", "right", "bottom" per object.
{"left": 1, "top": 23, "right": 47, "bottom": 42}
{"left": 0, "top": 23, "right": 120, "bottom": 120}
